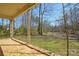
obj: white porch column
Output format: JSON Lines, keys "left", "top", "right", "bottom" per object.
{"left": 27, "top": 10, "right": 31, "bottom": 43}
{"left": 10, "top": 19, "right": 14, "bottom": 39}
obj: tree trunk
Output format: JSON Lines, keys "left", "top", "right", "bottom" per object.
{"left": 2, "top": 18, "right": 4, "bottom": 30}
{"left": 27, "top": 10, "right": 31, "bottom": 43}
{"left": 62, "top": 3, "right": 69, "bottom": 56}
{"left": 10, "top": 19, "right": 14, "bottom": 39}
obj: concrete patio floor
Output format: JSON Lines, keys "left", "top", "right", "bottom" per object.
{"left": 0, "top": 38, "right": 45, "bottom": 56}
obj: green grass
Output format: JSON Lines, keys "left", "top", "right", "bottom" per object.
{"left": 14, "top": 35, "right": 79, "bottom": 56}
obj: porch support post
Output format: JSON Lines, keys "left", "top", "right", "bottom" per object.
{"left": 10, "top": 19, "right": 14, "bottom": 39}
{"left": 27, "top": 10, "right": 31, "bottom": 43}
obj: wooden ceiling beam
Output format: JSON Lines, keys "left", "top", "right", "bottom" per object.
{"left": 0, "top": 3, "right": 38, "bottom": 20}
{"left": 0, "top": 14, "right": 11, "bottom": 19}
{"left": 12, "top": 3, "right": 38, "bottom": 19}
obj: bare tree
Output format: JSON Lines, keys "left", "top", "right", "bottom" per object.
{"left": 62, "top": 3, "right": 69, "bottom": 56}
{"left": 69, "top": 8, "right": 76, "bottom": 34}
{"left": 38, "top": 3, "right": 48, "bottom": 35}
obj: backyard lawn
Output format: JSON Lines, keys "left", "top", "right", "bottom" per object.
{"left": 14, "top": 35, "right": 79, "bottom": 56}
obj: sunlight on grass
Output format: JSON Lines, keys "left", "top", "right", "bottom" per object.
{"left": 14, "top": 35, "right": 79, "bottom": 56}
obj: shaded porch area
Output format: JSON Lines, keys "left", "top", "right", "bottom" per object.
{"left": 0, "top": 3, "right": 50, "bottom": 56}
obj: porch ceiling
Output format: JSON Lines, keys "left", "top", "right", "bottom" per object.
{"left": 0, "top": 3, "right": 36, "bottom": 19}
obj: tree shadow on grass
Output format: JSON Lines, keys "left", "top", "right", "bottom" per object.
{"left": 0, "top": 46, "right": 4, "bottom": 56}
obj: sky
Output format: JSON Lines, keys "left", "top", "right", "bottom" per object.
{"left": 32, "top": 3, "right": 63, "bottom": 26}
{"left": 0, "top": 3, "right": 70, "bottom": 28}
